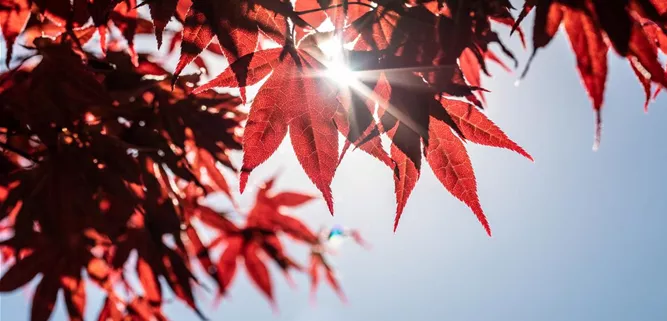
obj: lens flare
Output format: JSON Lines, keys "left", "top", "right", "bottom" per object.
{"left": 328, "top": 224, "right": 345, "bottom": 240}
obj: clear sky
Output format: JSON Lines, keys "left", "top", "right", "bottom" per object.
{"left": 1, "top": 4, "right": 667, "bottom": 321}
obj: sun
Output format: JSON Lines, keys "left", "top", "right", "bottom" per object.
{"left": 316, "top": 36, "right": 357, "bottom": 86}
{"left": 323, "top": 59, "right": 357, "bottom": 85}
{"left": 309, "top": 31, "right": 391, "bottom": 121}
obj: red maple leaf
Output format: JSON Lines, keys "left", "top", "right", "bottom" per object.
{"left": 198, "top": 177, "right": 318, "bottom": 306}
{"left": 195, "top": 38, "right": 342, "bottom": 213}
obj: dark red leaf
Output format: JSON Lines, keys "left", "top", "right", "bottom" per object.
{"left": 31, "top": 271, "right": 60, "bottom": 321}
{"left": 0, "top": 250, "right": 52, "bottom": 292}
{"left": 148, "top": 0, "right": 179, "bottom": 48}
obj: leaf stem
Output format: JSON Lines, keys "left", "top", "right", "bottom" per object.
{"left": 294, "top": 2, "right": 374, "bottom": 15}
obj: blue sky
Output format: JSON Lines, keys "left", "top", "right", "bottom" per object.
{"left": 2, "top": 5, "right": 667, "bottom": 321}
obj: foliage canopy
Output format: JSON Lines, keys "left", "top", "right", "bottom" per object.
{"left": 1, "top": 0, "right": 666, "bottom": 320}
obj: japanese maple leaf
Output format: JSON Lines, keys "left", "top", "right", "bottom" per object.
{"left": 195, "top": 40, "right": 342, "bottom": 213}
{"left": 388, "top": 89, "right": 532, "bottom": 234}
{"left": 245, "top": 176, "right": 319, "bottom": 244}
{"left": 205, "top": 227, "right": 301, "bottom": 307}
{"left": 196, "top": 177, "right": 316, "bottom": 304}
{"left": 218, "top": 236, "right": 273, "bottom": 304}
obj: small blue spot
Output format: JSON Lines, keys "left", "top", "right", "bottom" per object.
{"left": 328, "top": 225, "right": 345, "bottom": 239}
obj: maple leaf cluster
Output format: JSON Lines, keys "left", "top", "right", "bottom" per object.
{"left": 191, "top": 0, "right": 536, "bottom": 235}
{"left": 514, "top": 0, "right": 667, "bottom": 148}
{"left": 186, "top": 0, "right": 667, "bottom": 233}
{"left": 0, "top": 33, "right": 360, "bottom": 320}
